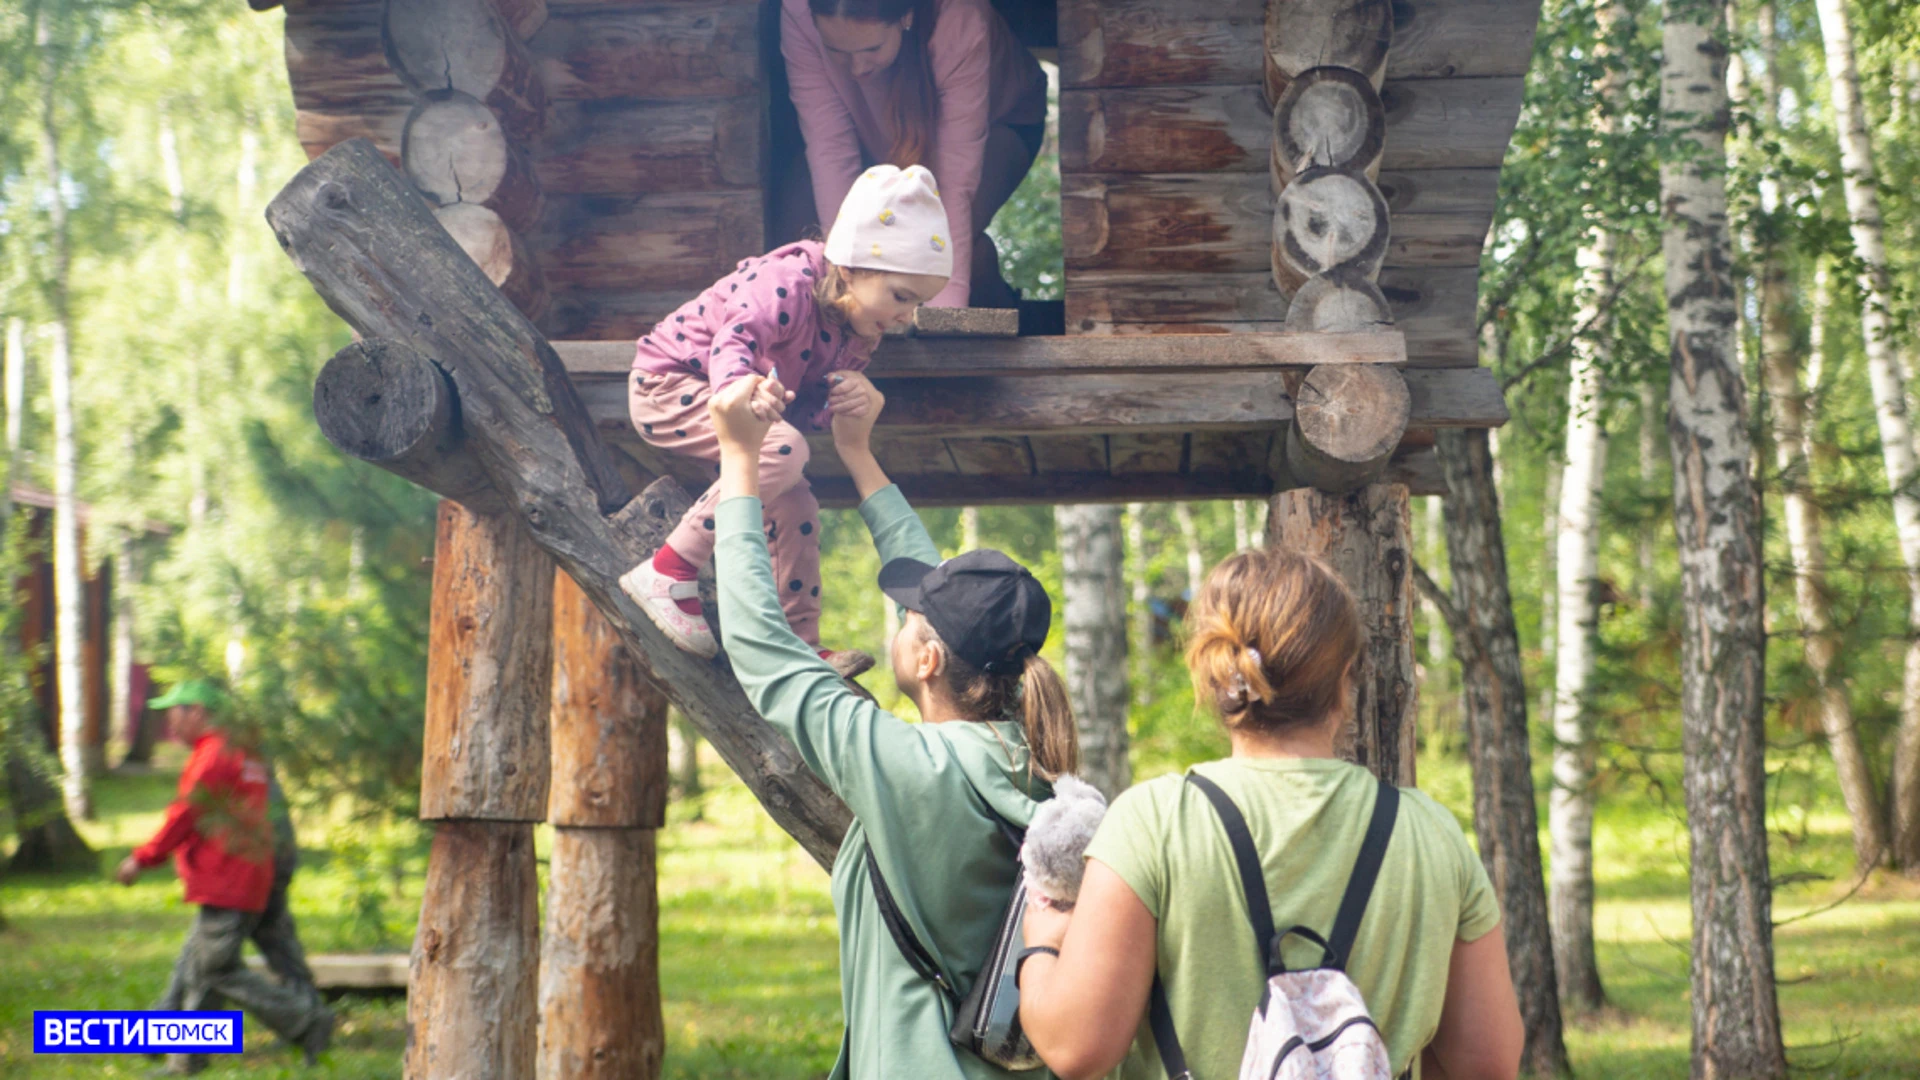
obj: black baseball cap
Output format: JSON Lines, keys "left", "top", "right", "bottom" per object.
{"left": 878, "top": 549, "right": 1051, "bottom": 674}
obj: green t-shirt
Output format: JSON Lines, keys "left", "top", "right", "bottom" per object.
{"left": 1083, "top": 757, "right": 1499, "bottom": 1079}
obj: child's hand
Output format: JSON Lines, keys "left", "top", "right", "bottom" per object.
{"left": 828, "top": 372, "right": 885, "bottom": 455}
{"left": 711, "top": 375, "right": 789, "bottom": 456}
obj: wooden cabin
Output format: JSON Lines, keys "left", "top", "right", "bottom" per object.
{"left": 271, "top": 0, "right": 1521, "bottom": 507}
{"left": 254, "top": 1, "right": 1536, "bottom": 1077}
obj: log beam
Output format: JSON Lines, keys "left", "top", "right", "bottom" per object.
{"left": 267, "top": 138, "right": 850, "bottom": 867}
{"left": 1284, "top": 365, "right": 1412, "bottom": 492}
{"left": 403, "top": 91, "right": 544, "bottom": 233}
{"left": 1264, "top": 0, "right": 1392, "bottom": 105}
{"left": 314, "top": 340, "right": 504, "bottom": 514}
{"left": 554, "top": 331, "right": 1412, "bottom": 376}
{"left": 383, "top": 0, "right": 547, "bottom": 140}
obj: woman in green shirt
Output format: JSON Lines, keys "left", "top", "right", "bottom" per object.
{"left": 1017, "top": 549, "right": 1523, "bottom": 1080}
{"left": 708, "top": 370, "right": 1078, "bottom": 1080}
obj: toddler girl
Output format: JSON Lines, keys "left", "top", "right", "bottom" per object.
{"left": 618, "top": 164, "right": 953, "bottom": 667}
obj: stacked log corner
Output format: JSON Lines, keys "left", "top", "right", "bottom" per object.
{"left": 1264, "top": 0, "right": 1417, "bottom": 786}
{"left": 410, "top": 500, "right": 554, "bottom": 1080}
{"left": 385, "top": 0, "right": 550, "bottom": 320}
{"left": 394, "top": 6, "right": 557, "bottom": 1075}
{"left": 540, "top": 569, "right": 668, "bottom": 1080}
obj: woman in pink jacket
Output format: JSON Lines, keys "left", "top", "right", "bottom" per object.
{"left": 619, "top": 165, "right": 952, "bottom": 670}
{"left": 777, "top": 0, "right": 1047, "bottom": 309}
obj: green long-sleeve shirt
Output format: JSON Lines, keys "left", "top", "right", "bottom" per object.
{"left": 715, "top": 485, "right": 1052, "bottom": 1080}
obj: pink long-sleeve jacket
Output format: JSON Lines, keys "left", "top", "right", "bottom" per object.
{"left": 782, "top": 0, "right": 1046, "bottom": 307}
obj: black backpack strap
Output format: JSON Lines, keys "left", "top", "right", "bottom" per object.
{"left": 1147, "top": 975, "right": 1192, "bottom": 1080}
{"left": 1185, "top": 772, "right": 1278, "bottom": 976}
{"left": 1324, "top": 780, "right": 1400, "bottom": 971}
{"left": 863, "top": 844, "right": 956, "bottom": 1003}
{"left": 861, "top": 772, "right": 1023, "bottom": 1008}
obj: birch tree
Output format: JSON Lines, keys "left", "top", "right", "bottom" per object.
{"left": 37, "top": 5, "right": 91, "bottom": 820}
{"left": 1056, "top": 504, "right": 1129, "bottom": 797}
{"left": 1660, "top": 1, "right": 1786, "bottom": 1071}
{"left": 1546, "top": 1, "right": 1630, "bottom": 1014}
{"left": 1125, "top": 502, "right": 1152, "bottom": 703}
{"left": 1750, "top": 5, "right": 1884, "bottom": 871}
{"left": 1812, "top": 0, "right": 1920, "bottom": 873}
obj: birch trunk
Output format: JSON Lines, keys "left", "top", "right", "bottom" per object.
{"left": 1757, "top": 6, "right": 1884, "bottom": 873}
{"left": 1126, "top": 503, "right": 1152, "bottom": 704}
{"left": 1638, "top": 382, "right": 1660, "bottom": 609}
{"left": 960, "top": 506, "right": 980, "bottom": 551}
{"left": 1056, "top": 505, "right": 1130, "bottom": 798}
{"left": 1812, "top": 0, "right": 1920, "bottom": 874}
{"left": 1233, "top": 500, "right": 1251, "bottom": 552}
{"left": 1538, "top": 458, "right": 1561, "bottom": 726}
{"left": 1174, "top": 502, "right": 1204, "bottom": 600}
{"left": 1660, "top": 3, "right": 1787, "bottom": 1072}
{"left": 1548, "top": 23, "right": 1622, "bottom": 997}
{"left": 39, "top": 10, "right": 90, "bottom": 821}
{"left": 1433, "top": 428, "right": 1570, "bottom": 1077}
{"left": 3, "top": 318, "right": 23, "bottom": 522}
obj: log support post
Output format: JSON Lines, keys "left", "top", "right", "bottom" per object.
{"left": 1267, "top": 0, "right": 1418, "bottom": 784}
{"left": 540, "top": 569, "right": 669, "bottom": 1080}
{"left": 1271, "top": 485, "right": 1417, "bottom": 785}
{"left": 409, "top": 501, "right": 554, "bottom": 1080}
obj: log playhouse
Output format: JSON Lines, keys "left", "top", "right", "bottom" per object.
{"left": 254, "top": 0, "right": 1537, "bottom": 1075}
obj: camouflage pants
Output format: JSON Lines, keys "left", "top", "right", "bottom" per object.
{"left": 154, "top": 867, "right": 329, "bottom": 1073}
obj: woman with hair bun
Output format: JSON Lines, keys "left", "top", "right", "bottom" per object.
{"left": 777, "top": 0, "right": 1047, "bottom": 308}
{"left": 1017, "top": 549, "right": 1524, "bottom": 1080}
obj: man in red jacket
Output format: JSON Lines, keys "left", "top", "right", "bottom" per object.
{"left": 116, "top": 680, "right": 332, "bottom": 1074}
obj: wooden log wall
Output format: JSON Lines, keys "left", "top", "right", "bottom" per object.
{"left": 540, "top": 570, "right": 668, "bottom": 1080}
{"left": 281, "top": 0, "right": 767, "bottom": 342}
{"left": 1058, "top": 0, "right": 1535, "bottom": 366}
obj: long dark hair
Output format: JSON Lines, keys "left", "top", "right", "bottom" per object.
{"left": 810, "top": 0, "right": 940, "bottom": 168}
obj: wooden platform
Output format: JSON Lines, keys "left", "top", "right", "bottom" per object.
{"left": 245, "top": 953, "right": 409, "bottom": 991}
{"left": 557, "top": 335, "right": 1505, "bottom": 506}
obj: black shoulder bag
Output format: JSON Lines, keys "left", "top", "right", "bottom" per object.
{"left": 864, "top": 797, "right": 1043, "bottom": 1071}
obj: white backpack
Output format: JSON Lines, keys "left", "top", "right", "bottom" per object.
{"left": 1147, "top": 773, "right": 1402, "bottom": 1080}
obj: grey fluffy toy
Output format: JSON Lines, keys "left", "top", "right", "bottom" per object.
{"left": 1020, "top": 775, "right": 1109, "bottom": 911}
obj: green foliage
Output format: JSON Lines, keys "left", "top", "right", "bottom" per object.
{"left": 987, "top": 62, "right": 1063, "bottom": 302}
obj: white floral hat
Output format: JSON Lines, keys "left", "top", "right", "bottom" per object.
{"left": 824, "top": 164, "right": 954, "bottom": 280}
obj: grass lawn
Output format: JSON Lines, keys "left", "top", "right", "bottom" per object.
{"left": 3, "top": 750, "right": 1917, "bottom": 1078}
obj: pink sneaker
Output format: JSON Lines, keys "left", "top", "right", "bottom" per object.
{"left": 619, "top": 560, "right": 718, "bottom": 658}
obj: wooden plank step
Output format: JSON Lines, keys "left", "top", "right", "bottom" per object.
{"left": 553, "top": 331, "right": 1411, "bottom": 377}
{"left": 245, "top": 953, "right": 409, "bottom": 991}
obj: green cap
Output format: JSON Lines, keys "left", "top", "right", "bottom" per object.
{"left": 148, "top": 679, "right": 227, "bottom": 711}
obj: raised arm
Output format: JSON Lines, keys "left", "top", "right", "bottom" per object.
{"left": 827, "top": 371, "right": 941, "bottom": 566}
{"left": 710, "top": 376, "right": 950, "bottom": 821}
